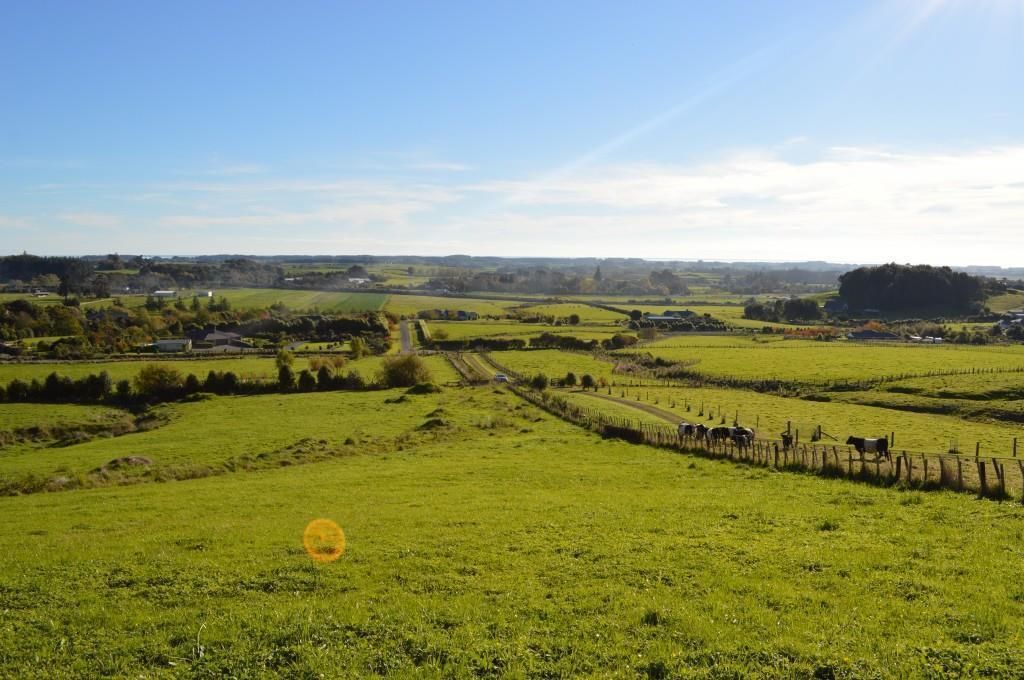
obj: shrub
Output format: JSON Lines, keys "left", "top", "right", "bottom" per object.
{"left": 297, "top": 369, "right": 317, "bottom": 392}
{"left": 580, "top": 374, "right": 596, "bottom": 390}
{"left": 563, "top": 372, "right": 577, "bottom": 387}
{"left": 134, "top": 364, "right": 183, "bottom": 398}
{"left": 529, "top": 373, "right": 549, "bottom": 391}
{"left": 378, "top": 354, "right": 432, "bottom": 388}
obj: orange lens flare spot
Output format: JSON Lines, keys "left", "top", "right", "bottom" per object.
{"left": 303, "top": 519, "right": 346, "bottom": 563}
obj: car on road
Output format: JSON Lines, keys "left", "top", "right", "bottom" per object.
{"left": 493, "top": 373, "right": 509, "bottom": 383}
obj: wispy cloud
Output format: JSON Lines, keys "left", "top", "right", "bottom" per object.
{"left": 406, "top": 161, "right": 473, "bottom": 172}
{"left": 57, "top": 212, "right": 125, "bottom": 229}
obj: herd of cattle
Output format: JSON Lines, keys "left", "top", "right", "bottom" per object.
{"left": 677, "top": 421, "right": 891, "bottom": 460}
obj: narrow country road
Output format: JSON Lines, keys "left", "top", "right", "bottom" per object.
{"left": 399, "top": 319, "right": 413, "bottom": 353}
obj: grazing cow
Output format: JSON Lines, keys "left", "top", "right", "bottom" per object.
{"left": 709, "top": 426, "right": 733, "bottom": 442}
{"left": 695, "top": 423, "right": 709, "bottom": 440}
{"left": 732, "top": 427, "right": 755, "bottom": 448}
{"left": 846, "top": 436, "right": 890, "bottom": 460}
{"left": 678, "top": 421, "right": 696, "bottom": 437}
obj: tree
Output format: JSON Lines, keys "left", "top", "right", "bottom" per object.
{"left": 278, "top": 365, "right": 295, "bottom": 390}
{"left": 568, "top": 313, "right": 581, "bottom": 325}
{"left": 134, "top": 364, "right": 183, "bottom": 399}
{"left": 350, "top": 336, "right": 368, "bottom": 359}
{"left": 530, "top": 373, "right": 549, "bottom": 391}
{"left": 378, "top": 354, "right": 432, "bottom": 388}
{"left": 184, "top": 373, "right": 202, "bottom": 394}
{"left": 297, "top": 369, "right": 317, "bottom": 392}
{"left": 317, "top": 365, "right": 334, "bottom": 390}
{"left": 580, "top": 374, "right": 596, "bottom": 390}
{"left": 563, "top": 372, "right": 577, "bottom": 387}
{"left": 629, "top": 309, "right": 643, "bottom": 321}
{"left": 275, "top": 349, "right": 294, "bottom": 370}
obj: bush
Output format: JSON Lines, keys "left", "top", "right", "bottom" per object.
{"left": 134, "top": 364, "right": 183, "bottom": 399}
{"left": 297, "top": 369, "right": 317, "bottom": 392}
{"left": 580, "top": 374, "right": 596, "bottom": 390}
{"left": 378, "top": 354, "right": 432, "bottom": 388}
{"left": 529, "top": 373, "right": 549, "bottom": 391}
{"left": 563, "top": 372, "right": 577, "bottom": 387}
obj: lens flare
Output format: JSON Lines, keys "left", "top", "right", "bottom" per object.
{"left": 303, "top": 519, "right": 346, "bottom": 563}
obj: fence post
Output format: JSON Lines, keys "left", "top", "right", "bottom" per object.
{"left": 957, "top": 457, "right": 963, "bottom": 491}
{"left": 978, "top": 461, "right": 987, "bottom": 498}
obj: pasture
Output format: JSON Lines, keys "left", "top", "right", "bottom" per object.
{"left": 618, "top": 340, "right": 1024, "bottom": 383}
{"left": 382, "top": 294, "right": 520, "bottom": 318}
{"left": 1, "top": 386, "right": 1023, "bottom": 676}
{"left": 488, "top": 349, "right": 620, "bottom": 383}
{"left": 514, "top": 302, "right": 627, "bottom": 323}
{"left": 0, "top": 402, "right": 128, "bottom": 434}
{"left": 564, "top": 384, "right": 1024, "bottom": 456}
{"left": 428, "top": 320, "right": 626, "bottom": 342}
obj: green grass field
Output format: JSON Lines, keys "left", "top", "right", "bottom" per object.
{"left": 618, "top": 340, "right": 1024, "bottom": 383}
{"left": 428, "top": 320, "right": 626, "bottom": 342}
{"left": 383, "top": 295, "right": 520, "bottom": 318}
{"left": 514, "top": 302, "right": 627, "bottom": 323}
{"left": 1, "top": 387, "right": 1023, "bottom": 676}
{"left": 565, "top": 383, "right": 1024, "bottom": 455}
{"left": 489, "top": 349, "right": 620, "bottom": 382}
{"left": 0, "top": 402, "right": 128, "bottom": 434}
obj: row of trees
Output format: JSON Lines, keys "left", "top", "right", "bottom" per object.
{"left": 0, "top": 355, "right": 435, "bottom": 406}
{"left": 743, "top": 298, "right": 822, "bottom": 322}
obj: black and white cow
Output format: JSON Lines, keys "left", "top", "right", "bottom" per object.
{"left": 846, "top": 436, "right": 890, "bottom": 460}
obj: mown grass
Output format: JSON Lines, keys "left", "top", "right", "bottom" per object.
{"left": 1, "top": 388, "right": 1022, "bottom": 676}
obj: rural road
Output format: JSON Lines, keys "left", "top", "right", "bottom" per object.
{"left": 399, "top": 320, "right": 413, "bottom": 353}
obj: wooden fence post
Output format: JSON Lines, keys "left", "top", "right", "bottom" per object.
{"left": 957, "top": 457, "right": 963, "bottom": 491}
{"left": 978, "top": 461, "right": 987, "bottom": 498}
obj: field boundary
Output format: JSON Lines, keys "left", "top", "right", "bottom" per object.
{"left": 509, "top": 385, "right": 1024, "bottom": 502}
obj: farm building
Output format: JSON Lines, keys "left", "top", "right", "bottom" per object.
{"left": 152, "top": 290, "right": 178, "bottom": 298}
{"left": 154, "top": 338, "right": 192, "bottom": 353}
{"left": 199, "top": 330, "right": 244, "bottom": 346}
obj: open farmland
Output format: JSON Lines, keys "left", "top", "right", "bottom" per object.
{"left": 488, "top": 349, "right": 620, "bottom": 383}
{"left": 428, "top": 320, "right": 627, "bottom": 342}
{"left": 0, "top": 402, "right": 128, "bottom": 435}
{"left": 383, "top": 294, "right": 520, "bottom": 318}
{"left": 620, "top": 340, "right": 1024, "bottom": 383}
{"left": 563, "top": 383, "right": 1024, "bottom": 456}
{"left": 203, "top": 289, "right": 387, "bottom": 312}
{"left": 2, "top": 386, "right": 1024, "bottom": 676}
{"left": 514, "top": 302, "right": 627, "bottom": 323}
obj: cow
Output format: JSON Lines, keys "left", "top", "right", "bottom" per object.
{"left": 708, "top": 426, "right": 733, "bottom": 442}
{"left": 695, "top": 423, "right": 709, "bottom": 441}
{"left": 846, "top": 436, "right": 890, "bottom": 461}
{"left": 732, "top": 427, "right": 755, "bottom": 448}
{"left": 678, "top": 422, "right": 696, "bottom": 437}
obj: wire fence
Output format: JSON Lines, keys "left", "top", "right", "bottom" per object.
{"left": 509, "top": 385, "right": 1024, "bottom": 502}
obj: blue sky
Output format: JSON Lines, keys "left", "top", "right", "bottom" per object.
{"left": 2, "top": 1, "right": 1023, "bottom": 264}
